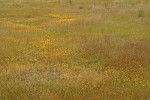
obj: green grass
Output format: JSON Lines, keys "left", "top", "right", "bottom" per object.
{"left": 0, "top": 0, "right": 150, "bottom": 100}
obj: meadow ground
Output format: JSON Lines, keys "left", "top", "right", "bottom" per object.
{"left": 0, "top": 0, "right": 150, "bottom": 100}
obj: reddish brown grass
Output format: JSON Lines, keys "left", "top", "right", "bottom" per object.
{"left": 79, "top": 35, "right": 150, "bottom": 69}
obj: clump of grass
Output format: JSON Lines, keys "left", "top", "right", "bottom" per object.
{"left": 138, "top": 9, "right": 145, "bottom": 17}
{"left": 68, "top": 0, "right": 73, "bottom": 4}
{"left": 79, "top": 6, "right": 84, "bottom": 9}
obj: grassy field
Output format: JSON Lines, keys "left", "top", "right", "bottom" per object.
{"left": 0, "top": 0, "right": 150, "bottom": 100}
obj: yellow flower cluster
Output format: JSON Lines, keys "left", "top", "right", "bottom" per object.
{"left": 50, "top": 49, "right": 71, "bottom": 59}
{"left": 29, "top": 39, "right": 53, "bottom": 51}
{"left": 4, "top": 22, "right": 43, "bottom": 32}
{"left": 38, "top": 39, "right": 51, "bottom": 51}
{"left": 56, "top": 18, "right": 77, "bottom": 24}
{"left": 3, "top": 13, "right": 79, "bottom": 32}
{"left": 44, "top": 13, "right": 75, "bottom": 18}
{"left": 42, "top": 13, "right": 79, "bottom": 25}
{"left": 44, "top": 13, "right": 61, "bottom": 18}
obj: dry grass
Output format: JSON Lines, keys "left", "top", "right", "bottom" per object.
{"left": 0, "top": 0, "right": 150, "bottom": 100}
{"left": 79, "top": 35, "right": 150, "bottom": 69}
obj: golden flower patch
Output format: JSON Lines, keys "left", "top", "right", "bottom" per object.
{"left": 3, "top": 22, "right": 43, "bottom": 32}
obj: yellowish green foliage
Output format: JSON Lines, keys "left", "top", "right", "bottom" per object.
{"left": 0, "top": 0, "right": 150, "bottom": 100}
